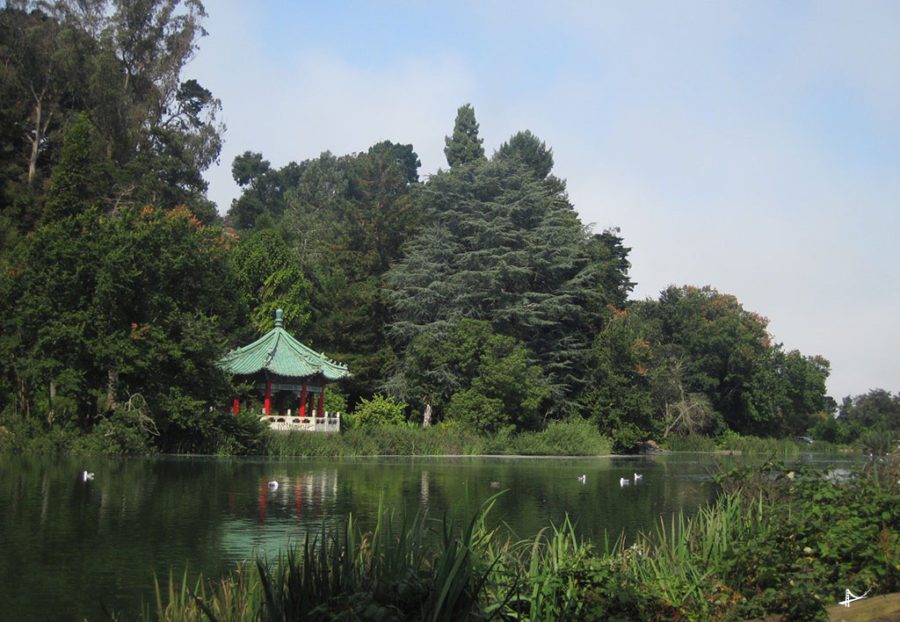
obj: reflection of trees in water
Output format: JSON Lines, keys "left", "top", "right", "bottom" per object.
{"left": 360, "top": 457, "right": 717, "bottom": 544}
{"left": 256, "top": 468, "right": 340, "bottom": 523}
{"left": 2, "top": 454, "right": 834, "bottom": 622}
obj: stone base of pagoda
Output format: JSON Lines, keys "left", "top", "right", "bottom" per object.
{"left": 262, "top": 413, "right": 341, "bottom": 433}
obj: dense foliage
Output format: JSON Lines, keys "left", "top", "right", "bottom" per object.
{"left": 1, "top": 5, "right": 896, "bottom": 455}
{"left": 0, "top": 1, "right": 235, "bottom": 453}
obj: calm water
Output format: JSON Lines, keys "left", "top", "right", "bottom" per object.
{"left": 0, "top": 452, "right": 860, "bottom": 620}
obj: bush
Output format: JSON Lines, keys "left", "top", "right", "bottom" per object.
{"left": 266, "top": 422, "right": 488, "bottom": 457}
{"left": 717, "top": 431, "right": 801, "bottom": 455}
{"left": 610, "top": 422, "right": 645, "bottom": 453}
{"left": 858, "top": 427, "right": 897, "bottom": 457}
{"left": 213, "top": 410, "right": 269, "bottom": 456}
{"left": 445, "top": 389, "right": 506, "bottom": 434}
{"left": 512, "top": 418, "right": 611, "bottom": 456}
{"left": 323, "top": 387, "right": 348, "bottom": 415}
{"left": 350, "top": 394, "right": 408, "bottom": 429}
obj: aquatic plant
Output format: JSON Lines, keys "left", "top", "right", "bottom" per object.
{"left": 143, "top": 457, "right": 898, "bottom": 621}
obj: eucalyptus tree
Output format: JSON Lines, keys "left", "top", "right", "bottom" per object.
{"left": 0, "top": 0, "right": 223, "bottom": 225}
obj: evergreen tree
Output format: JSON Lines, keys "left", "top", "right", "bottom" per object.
{"left": 389, "top": 128, "right": 633, "bottom": 418}
{"left": 43, "top": 112, "right": 111, "bottom": 222}
{"left": 495, "top": 130, "right": 554, "bottom": 178}
{"left": 443, "top": 103, "right": 485, "bottom": 168}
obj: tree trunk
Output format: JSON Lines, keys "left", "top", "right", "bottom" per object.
{"left": 422, "top": 401, "right": 432, "bottom": 428}
{"left": 106, "top": 368, "right": 119, "bottom": 411}
{"left": 47, "top": 381, "right": 57, "bottom": 425}
{"left": 16, "top": 373, "right": 30, "bottom": 418}
{"left": 28, "top": 97, "right": 42, "bottom": 184}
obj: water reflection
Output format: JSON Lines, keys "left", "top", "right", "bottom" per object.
{"left": 0, "top": 453, "right": 863, "bottom": 621}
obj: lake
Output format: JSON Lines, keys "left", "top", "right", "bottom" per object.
{"left": 0, "top": 452, "right": 860, "bottom": 620}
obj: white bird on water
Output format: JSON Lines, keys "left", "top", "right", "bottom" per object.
{"left": 267, "top": 480, "right": 278, "bottom": 491}
{"left": 619, "top": 477, "right": 630, "bottom": 487}
{"left": 633, "top": 473, "right": 643, "bottom": 482}
{"left": 577, "top": 474, "right": 586, "bottom": 484}
{"left": 82, "top": 470, "right": 94, "bottom": 482}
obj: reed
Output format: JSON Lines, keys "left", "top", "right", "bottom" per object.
{"left": 266, "top": 421, "right": 611, "bottom": 458}
{"left": 143, "top": 460, "right": 896, "bottom": 621}
{"left": 145, "top": 495, "right": 504, "bottom": 621}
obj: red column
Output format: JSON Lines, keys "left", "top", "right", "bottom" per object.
{"left": 258, "top": 480, "right": 267, "bottom": 524}
{"left": 233, "top": 398, "right": 240, "bottom": 416}
{"left": 299, "top": 383, "right": 307, "bottom": 417}
{"left": 264, "top": 378, "right": 272, "bottom": 416}
{"left": 317, "top": 387, "right": 325, "bottom": 417}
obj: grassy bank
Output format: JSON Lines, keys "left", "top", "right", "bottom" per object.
{"left": 266, "top": 418, "right": 613, "bottom": 457}
{"left": 663, "top": 432, "right": 842, "bottom": 456}
{"left": 144, "top": 456, "right": 898, "bottom": 621}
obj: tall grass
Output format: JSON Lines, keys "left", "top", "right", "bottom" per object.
{"left": 507, "top": 418, "right": 612, "bottom": 456}
{"left": 143, "top": 494, "right": 775, "bottom": 621}
{"left": 665, "top": 433, "right": 842, "bottom": 455}
{"left": 146, "top": 496, "right": 505, "bottom": 621}
{"left": 267, "top": 420, "right": 611, "bottom": 458}
{"left": 143, "top": 460, "right": 897, "bottom": 621}
{"left": 663, "top": 434, "right": 718, "bottom": 452}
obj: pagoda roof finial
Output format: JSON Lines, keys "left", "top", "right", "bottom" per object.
{"left": 274, "top": 308, "right": 284, "bottom": 329}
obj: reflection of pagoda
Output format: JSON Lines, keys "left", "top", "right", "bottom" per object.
{"left": 219, "top": 309, "right": 350, "bottom": 431}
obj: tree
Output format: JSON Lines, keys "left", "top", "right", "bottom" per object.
{"left": 838, "top": 389, "right": 900, "bottom": 440}
{"left": 389, "top": 127, "right": 632, "bottom": 416}
{"left": 2, "top": 1, "right": 224, "bottom": 221}
{"left": 393, "top": 319, "right": 550, "bottom": 433}
{"left": 274, "top": 144, "right": 424, "bottom": 404}
{"left": 43, "top": 112, "right": 112, "bottom": 222}
{"left": 768, "top": 348, "right": 830, "bottom": 436}
{"left": 228, "top": 152, "right": 303, "bottom": 229}
{"left": 229, "top": 227, "right": 311, "bottom": 336}
{"left": 0, "top": 5, "right": 96, "bottom": 234}
{"left": 628, "top": 286, "right": 831, "bottom": 437}
{"left": 0, "top": 206, "right": 243, "bottom": 450}
{"left": 495, "top": 130, "right": 553, "bottom": 178}
{"left": 584, "top": 306, "right": 656, "bottom": 436}
{"left": 444, "top": 103, "right": 485, "bottom": 168}
{"left": 651, "top": 353, "right": 715, "bottom": 438}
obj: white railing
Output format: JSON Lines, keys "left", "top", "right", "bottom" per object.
{"left": 262, "top": 412, "right": 341, "bottom": 433}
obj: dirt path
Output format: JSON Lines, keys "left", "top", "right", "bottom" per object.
{"left": 826, "top": 593, "right": 900, "bottom": 622}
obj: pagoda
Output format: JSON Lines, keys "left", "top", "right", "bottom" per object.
{"left": 219, "top": 309, "right": 349, "bottom": 430}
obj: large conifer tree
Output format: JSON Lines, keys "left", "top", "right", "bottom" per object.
{"left": 389, "top": 128, "right": 633, "bottom": 419}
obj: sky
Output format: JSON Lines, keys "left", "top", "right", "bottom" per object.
{"left": 187, "top": 1, "right": 900, "bottom": 401}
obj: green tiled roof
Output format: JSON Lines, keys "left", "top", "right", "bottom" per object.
{"left": 219, "top": 310, "right": 349, "bottom": 381}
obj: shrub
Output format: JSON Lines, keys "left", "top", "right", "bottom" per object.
{"left": 351, "top": 394, "right": 408, "bottom": 429}
{"left": 610, "top": 422, "right": 645, "bottom": 453}
{"left": 512, "top": 418, "right": 611, "bottom": 456}
{"left": 213, "top": 410, "right": 269, "bottom": 456}
{"left": 445, "top": 389, "right": 506, "bottom": 434}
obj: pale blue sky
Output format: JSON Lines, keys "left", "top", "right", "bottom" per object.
{"left": 189, "top": 1, "right": 900, "bottom": 401}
